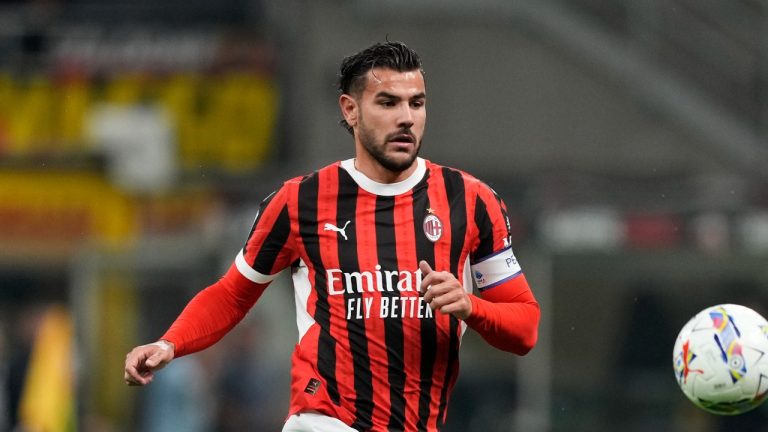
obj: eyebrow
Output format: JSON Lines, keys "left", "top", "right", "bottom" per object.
{"left": 374, "top": 91, "right": 427, "bottom": 100}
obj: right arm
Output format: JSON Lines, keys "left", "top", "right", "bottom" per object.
{"left": 123, "top": 260, "right": 271, "bottom": 386}
{"left": 160, "top": 263, "right": 269, "bottom": 356}
{"left": 124, "top": 183, "right": 297, "bottom": 385}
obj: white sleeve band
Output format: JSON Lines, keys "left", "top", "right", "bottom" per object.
{"left": 470, "top": 246, "right": 522, "bottom": 291}
{"left": 235, "top": 249, "right": 279, "bottom": 284}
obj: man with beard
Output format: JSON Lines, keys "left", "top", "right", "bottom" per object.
{"left": 124, "top": 41, "right": 540, "bottom": 432}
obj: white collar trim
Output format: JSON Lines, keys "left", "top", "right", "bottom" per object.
{"left": 340, "top": 157, "right": 426, "bottom": 196}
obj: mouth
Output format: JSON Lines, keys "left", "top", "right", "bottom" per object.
{"left": 388, "top": 133, "right": 416, "bottom": 146}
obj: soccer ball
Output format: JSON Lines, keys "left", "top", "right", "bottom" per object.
{"left": 673, "top": 304, "right": 768, "bottom": 415}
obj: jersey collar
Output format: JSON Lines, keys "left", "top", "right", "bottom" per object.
{"left": 340, "top": 157, "right": 426, "bottom": 196}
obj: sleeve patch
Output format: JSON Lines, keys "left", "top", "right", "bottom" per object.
{"left": 470, "top": 246, "right": 522, "bottom": 290}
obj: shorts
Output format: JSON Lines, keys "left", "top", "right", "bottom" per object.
{"left": 282, "top": 412, "right": 357, "bottom": 432}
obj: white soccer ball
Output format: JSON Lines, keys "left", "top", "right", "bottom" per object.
{"left": 673, "top": 304, "right": 768, "bottom": 415}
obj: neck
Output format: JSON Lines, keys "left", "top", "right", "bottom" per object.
{"left": 353, "top": 154, "right": 417, "bottom": 184}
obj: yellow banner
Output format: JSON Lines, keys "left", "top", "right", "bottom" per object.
{"left": 0, "top": 170, "right": 136, "bottom": 253}
{"left": 0, "top": 72, "right": 277, "bottom": 172}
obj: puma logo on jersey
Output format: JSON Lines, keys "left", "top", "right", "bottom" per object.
{"left": 323, "top": 220, "right": 351, "bottom": 240}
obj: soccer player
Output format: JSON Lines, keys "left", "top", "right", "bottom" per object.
{"left": 124, "top": 41, "right": 540, "bottom": 431}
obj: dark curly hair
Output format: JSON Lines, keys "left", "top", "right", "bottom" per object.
{"left": 338, "top": 41, "right": 424, "bottom": 134}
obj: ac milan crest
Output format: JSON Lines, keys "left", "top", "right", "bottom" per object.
{"left": 423, "top": 213, "right": 443, "bottom": 242}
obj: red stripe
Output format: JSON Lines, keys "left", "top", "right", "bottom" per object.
{"left": 393, "top": 191, "right": 422, "bottom": 429}
{"left": 355, "top": 190, "right": 392, "bottom": 426}
{"left": 315, "top": 165, "right": 356, "bottom": 405}
{"left": 425, "top": 167, "right": 452, "bottom": 429}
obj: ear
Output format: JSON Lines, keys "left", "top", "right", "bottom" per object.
{"left": 339, "top": 94, "right": 358, "bottom": 129}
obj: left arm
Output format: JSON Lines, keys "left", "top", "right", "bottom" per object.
{"left": 463, "top": 274, "right": 539, "bottom": 355}
{"left": 421, "top": 177, "right": 540, "bottom": 355}
{"left": 420, "top": 261, "right": 539, "bottom": 355}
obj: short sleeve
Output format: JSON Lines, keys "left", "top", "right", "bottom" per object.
{"left": 469, "top": 183, "right": 522, "bottom": 292}
{"left": 235, "top": 184, "right": 297, "bottom": 284}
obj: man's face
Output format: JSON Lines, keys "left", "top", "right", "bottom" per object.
{"left": 353, "top": 68, "right": 426, "bottom": 173}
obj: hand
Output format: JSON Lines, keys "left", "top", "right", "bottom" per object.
{"left": 419, "top": 261, "right": 473, "bottom": 320}
{"left": 124, "top": 340, "right": 175, "bottom": 386}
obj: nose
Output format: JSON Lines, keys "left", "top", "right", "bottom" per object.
{"left": 397, "top": 103, "right": 414, "bottom": 129}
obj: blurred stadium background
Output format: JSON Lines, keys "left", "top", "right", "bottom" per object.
{"left": 2, "top": 0, "right": 768, "bottom": 431}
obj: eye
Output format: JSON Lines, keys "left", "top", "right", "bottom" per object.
{"left": 379, "top": 99, "right": 396, "bottom": 107}
{"left": 411, "top": 99, "right": 425, "bottom": 108}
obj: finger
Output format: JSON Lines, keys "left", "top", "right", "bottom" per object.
{"left": 145, "top": 352, "right": 161, "bottom": 369}
{"left": 129, "top": 369, "right": 154, "bottom": 385}
{"left": 125, "top": 374, "right": 153, "bottom": 386}
{"left": 423, "top": 273, "right": 445, "bottom": 303}
{"left": 439, "top": 301, "right": 466, "bottom": 316}
{"left": 419, "top": 260, "right": 433, "bottom": 275}
{"left": 423, "top": 280, "right": 454, "bottom": 303}
{"left": 124, "top": 349, "right": 153, "bottom": 383}
{"left": 426, "top": 288, "right": 470, "bottom": 318}
{"left": 422, "top": 269, "right": 453, "bottom": 288}
{"left": 124, "top": 370, "right": 146, "bottom": 386}
{"left": 426, "top": 285, "right": 461, "bottom": 309}
{"left": 440, "top": 297, "right": 472, "bottom": 320}
{"left": 145, "top": 350, "right": 169, "bottom": 370}
{"left": 124, "top": 363, "right": 148, "bottom": 385}
{"left": 438, "top": 291, "right": 466, "bottom": 310}
{"left": 419, "top": 261, "right": 441, "bottom": 295}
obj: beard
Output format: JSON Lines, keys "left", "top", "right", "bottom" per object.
{"left": 358, "top": 123, "right": 422, "bottom": 173}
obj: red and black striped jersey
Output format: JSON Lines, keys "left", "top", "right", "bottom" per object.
{"left": 162, "top": 157, "right": 539, "bottom": 431}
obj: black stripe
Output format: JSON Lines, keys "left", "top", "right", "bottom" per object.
{"left": 298, "top": 173, "right": 339, "bottom": 404}
{"left": 443, "top": 168, "right": 467, "bottom": 277}
{"left": 250, "top": 204, "right": 291, "bottom": 273}
{"left": 242, "top": 189, "right": 278, "bottom": 253}
{"left": 376, "top": 195, "right": 406, "bottom": 430}
{"left": 473, "top": 196, "right": 494, "bottom": 260}
{"left": 337, "top": 169, "right": 374, "bottom": 430}
{"left": 436, "top": 168, "right": 466, "bottom": 425}
{"left": 491, "top": 186, "right": 514, "bottom": 245}
{"left": 437, "top": 317, "right": 460, "bottom": 430}
{"left": 412, "top": 173, "right": 436, "bottom": 431}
